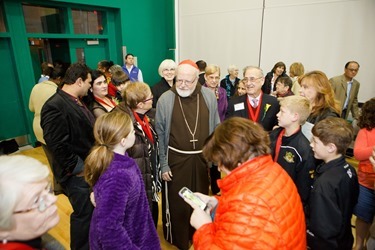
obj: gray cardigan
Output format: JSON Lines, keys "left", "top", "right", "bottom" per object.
{"left": 155, "top": 87, "right": 220, "bottom": 173}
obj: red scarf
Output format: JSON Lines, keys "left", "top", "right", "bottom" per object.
{"left": 247, "top": 94, "right": 263, "bottom": 122}
{"left": 94, "top": 96, "right": 116, "bottom": 109}
{"left": 133, "top": 111, "right": 154, "bottom": 144}
{"left": 1, "top": 242, "right": 34, "bottom": 250}
{"left": 274, "top": 129, "right": 285, "bottom": 161}
{"left": 107, "top": 82, "right": 118, "bottom": 98}
{"left": 274, "top": 127, "right": 300, "bottom": 161}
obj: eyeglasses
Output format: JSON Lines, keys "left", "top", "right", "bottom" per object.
{"left": 242, "top": 76, "right": 262, "bottom": 83}
{"left": 163, "top": 68, "right": 175, "bottom": 72}
{"left": 176, "top": 77, "right": 196, "bottom": 85}
{"left": 207, "top": 75, "right": 220, "bottom": 81}
{"left": 13, "top": 182, "right": 53, "bottom": 214}
{"left": 142, "top": 96, "right": 153, "bottom": 103}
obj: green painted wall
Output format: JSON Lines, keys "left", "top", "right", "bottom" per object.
{"left": 0, "top": 0, "right": 175, "bottom": 144}
{"left": 51, "top": 0, "right": 175, "bottom": 85}
{"left": 0, "top": 38, "right": 28, "bottom": 141}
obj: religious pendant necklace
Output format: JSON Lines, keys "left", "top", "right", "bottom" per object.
{"left": 215, "top": 87, "right": 219, "bottom": 100}
{"left": 178, "top": 94, "right": 199, "bottom": 149}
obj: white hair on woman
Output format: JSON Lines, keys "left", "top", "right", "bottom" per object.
{"left": 227, "top": 64, "right": 238, "bottom": 73}
{"left": 0, "top": 155, "right": 49, "bottom": 229}
{"left": 158, "top": 59, "right": 177, "bottom": 77}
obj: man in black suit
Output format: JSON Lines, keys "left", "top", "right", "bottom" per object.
{"left": 41, "top": 63, "right": 95, "bottom": 250}
{"left": 226, "top": 66, "right": 279, "bottom": 131}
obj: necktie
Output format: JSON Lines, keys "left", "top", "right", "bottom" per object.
{"left": 343, "top": 81, "right": 352, "bottom": 109}
{"left": 252, "top": 98, "right": 258, "bottom": 108}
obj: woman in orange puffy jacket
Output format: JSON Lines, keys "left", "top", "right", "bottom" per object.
{"left": 183, "top": 117, "right": 306, "bottom": 249}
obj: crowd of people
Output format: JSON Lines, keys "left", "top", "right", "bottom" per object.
{"left": 0, "top": 56, "right": 374, "bottom": 250}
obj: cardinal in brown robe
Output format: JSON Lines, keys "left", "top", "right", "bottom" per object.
{"left": 155, "top": 60, "right": 220, "bottom": 249}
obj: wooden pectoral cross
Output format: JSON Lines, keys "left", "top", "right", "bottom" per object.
{"left": 190, "top": 137, "right": 198, "bottom": 149}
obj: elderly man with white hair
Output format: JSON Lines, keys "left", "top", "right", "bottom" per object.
{"left": 156, "top": 59, "right": 220, "bottom": 250}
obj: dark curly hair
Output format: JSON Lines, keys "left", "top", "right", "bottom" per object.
{"left": 358, "top": 98, "right": 375, "bottom": 130}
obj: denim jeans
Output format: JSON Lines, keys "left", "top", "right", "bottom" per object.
{"left": 61, "top": 175, "right": 93, "bottom": 250}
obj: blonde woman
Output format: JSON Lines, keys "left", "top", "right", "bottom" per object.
{"left": 114, "top": 82, "right": 161, "bottom": 226}
{"left": 204, "top": 64, "right": 228, "bottom": 122}
{"left": 289, "top": 62, "right": 305, "bottom": 95}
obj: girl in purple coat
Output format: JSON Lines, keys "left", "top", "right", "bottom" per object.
{"left": 84, "top": 111, "right": 160, "bottom": 249}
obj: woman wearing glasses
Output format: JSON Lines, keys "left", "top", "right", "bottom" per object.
{"left": 113, "top": 82, "right": 161, "bottom": 226}
{"left": 0, "top": 155, "right": 59, "bottom": 249}
{"left": 203, "top": 64, "right": 228, "bottom": 122}
{"left": 151, "top": 59, "right": 177, "bottom": 108}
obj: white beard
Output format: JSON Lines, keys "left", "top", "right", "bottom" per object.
{"left": 176, "top": 88, "right": 193, "bottom": 97}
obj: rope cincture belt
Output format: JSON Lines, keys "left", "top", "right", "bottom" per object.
{"left": 165, "top": 181, "right": 173, "bottom": 243}
{"left": 168, "top": 146, "right": 202, "bottom": 155}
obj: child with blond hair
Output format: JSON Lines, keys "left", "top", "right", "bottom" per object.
{"left": 85, "top": 112, "right": 160, "bottom": 249}
{"left": 270, "top": 95, "right": 315, "bottom": 208}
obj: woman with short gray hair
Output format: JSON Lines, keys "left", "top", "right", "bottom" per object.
{"left": 0, "top": 155, "right": 59, "bottom": 249}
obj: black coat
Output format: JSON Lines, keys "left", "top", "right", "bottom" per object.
{"left": 225, "top": 93, "right": 280, "bottom": 131}
{"left": 220, "top": 75, "right": 240, "bottom": 100}
{"left": 307, "top": 107, "right": 340, "bottom": 124}
{"left": 262, "top": 71, "right": 288, "bottom": 94}
{"left": 113, "top": 103, "right": 160, "bottom": 209}
{"left": 41, "top": 88, "right": 95, "bottom": 182}
{"left": 269, "top": 127, "right": 315, "bottom": 207}
{"left": 151, "top": 77, "right": 173, "bottom": 108}
{"left": 307, "top": 156, "right": 359, "bottom": 250}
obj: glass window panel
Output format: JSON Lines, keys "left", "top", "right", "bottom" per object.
{"left": 72, "top": 9, "right": 103, "bottom": 34}
{"left": 0, "top": 5, "right": 6, "bottom": 32}
{"left": 22, "top": 4, "right": 64, "bottom": 33}
{"left": 76, "top": 48, "right": 85, "bottom": 64}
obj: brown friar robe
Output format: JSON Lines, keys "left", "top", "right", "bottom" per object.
{"left": 162, "top": 84, "right": 210, "bottom": 250}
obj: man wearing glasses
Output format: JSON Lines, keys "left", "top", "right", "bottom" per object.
{"left": 155, "top": 59, "right": 220, "bottom": 250}
{"left": 226, "top": 66, "right": 280, "bottom": 131}
{"left": 329, "top": 61, "right": 361, "bottom": 120}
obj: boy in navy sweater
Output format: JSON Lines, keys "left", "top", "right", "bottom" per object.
{"left": 307, "top": 117, "right": 359, "bottom": 249}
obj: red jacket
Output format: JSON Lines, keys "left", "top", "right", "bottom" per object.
{"left": 354, "top": 128, "right": 375, "bottom": 189}
{"left": 193, "top": 155, "right": 306, "bottom": 249}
